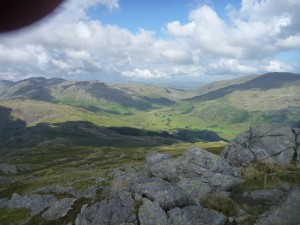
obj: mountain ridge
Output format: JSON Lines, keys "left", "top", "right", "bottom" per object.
{"left": 1, "top": 72, "right": 299, "bottom": 139}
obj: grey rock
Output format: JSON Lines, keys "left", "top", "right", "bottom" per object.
{"left": 235, "top": 209, "right": 250, "bottom": 223}
{"left": 223, "top": 124, "right": 296, "bottom": 166}
{"left": 0, "top": 176, "right": 16, "bottom": 184}
{"left": 42, "top": 198, "right": 75, "bottom": 221}
{"left": 0, "top": 198, "right": 8, "bottom": 208}
{"left": 0, "top": 163, "right": 17, "bottom": 174}
{"left": 75, "top": 189, "right": 137, "bottom": 225}
{"left": 142, "top": 152, "right": 172, "bottom": 177}
{"left": 76, "top": 186, "right": 97, "bottom": 199}
{"left": 256, "top": 189, "right": 300, "bottom": 225}
{"left": 222, "top": 142, "right": 255, "bottom": 167}
{"left": 138, "top": 198, "right": 168, "bottom": 225}
{"left": 145, "top": 152, "right": 172, "bottom": 165}
{"left": 168, "top": 205, "right": 227, "bottom": 225}
{"left": 177, "top": 178, "right": 212, "bottom": 202}
{"left": 112, "top": 170, "right": 138, "bottom": 191}
{"left": 8, "top": 193, "right": 57, "bottom": 216}
{"left": 292, "top": 128, "right": 300, "bottom": 144}
{"left": 130, "top": 177, "right": 192, "bottom": 210}
{"left": 146, "top": 148, "right": 242, "bottom": 192}
{"left": 242, "top": 189, "right": 285, "bottom": 203}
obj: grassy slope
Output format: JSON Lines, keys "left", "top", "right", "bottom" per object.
{"left": 1, "top": 74, "right": 300, "bottom": 141}
{"left": 0, "top": 99, "right": 133, "bottom": 127}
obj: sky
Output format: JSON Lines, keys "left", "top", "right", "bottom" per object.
{"left": 0, "top": 0, "right": 299, "bottom": 83}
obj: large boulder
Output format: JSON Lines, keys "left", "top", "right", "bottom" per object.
{"left": 75, "top": 189, "right": 137, "bottom": 225}
{"left": 255, "top": 189, "right": 300, "bottom": 225}
{"left": 222, "top": 124, "right": 296, "bottom": 166}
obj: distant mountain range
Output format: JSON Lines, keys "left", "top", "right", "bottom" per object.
{"left": 0, "top": 77, "right": 185, "bottom": 114}
{"left": 0, "top": 72, "right": 299, "bottom": 143}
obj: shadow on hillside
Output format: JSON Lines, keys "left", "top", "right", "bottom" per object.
{"left": 0, "top": 106, "right": 26, "bottom": 137}
{"left": 0, "top": 106, "right": 225, "bottom": 154}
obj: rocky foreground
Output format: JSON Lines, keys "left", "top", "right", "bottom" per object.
{"left": 0, "top": 124, "right": 300, "bottom": 225}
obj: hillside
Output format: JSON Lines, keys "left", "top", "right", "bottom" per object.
{"left": 0, "top": 77, "right": 185, "bottom": 114}
{"left": 166, "top": 72, "right": 300, "bottom": 135}
{"left": 0, "top": 72, "right": 299, "bottom": 140}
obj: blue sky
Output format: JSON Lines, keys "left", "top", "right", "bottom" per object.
{"left": 0, "top": 0, "right": 299, "bottom": 83}
{"left": 89, "top": 0, "right": 192, "bottom": 35}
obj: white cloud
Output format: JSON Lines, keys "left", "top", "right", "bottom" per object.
{"left": 122, "top": 68, "right": 168, "bottom": 79}
{"left": 263, "top": 60, "right": 291, "bottom": 72}
{"left": 0, "top": 0, "right": 299, "bottom": 81}
{"left": 208, "top": 59, "right": 257, "bottom": 75}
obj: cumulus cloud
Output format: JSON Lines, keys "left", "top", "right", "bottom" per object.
{"left": 122, "top": 68, "right": 168, "bottom": 79}
{"left": 0, "top": 0, "right": 299, "bottom": 81}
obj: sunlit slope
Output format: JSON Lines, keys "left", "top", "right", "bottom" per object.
{"left": 0, "top": 99, "right": 133, "bottom": 127}
{"left": 0, "top": 77, "right": 185, "bottom": 115}
{"left": 167, "top": 72, "right": 300, "bottom": 132}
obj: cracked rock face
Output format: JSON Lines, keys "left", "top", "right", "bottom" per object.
{"left": 145, "top": 147, "right": 242, "bottom": 192}
{"left": 222, "top": 124, "right": 297, "bottom": 167}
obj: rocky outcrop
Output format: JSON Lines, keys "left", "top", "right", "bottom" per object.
{"left": 0, "top": 163, "right": 17, "bottom": 174}
{"left": 222, "top": 124, "right": 297, "bottom": 166}
{"left": 255, "top": 189, "right": 300, "bottom": 225}
{"left": 144, "top": 148, "right": 242, "bottom": 192}
{"left": 8, "top": 193, "right": 56, "bottom": 216}
{"left": 77, "top": 147, "right": 242, "bottom": 225}
{"left": 1, "top": 193, "right": 75, "bottom": 220}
